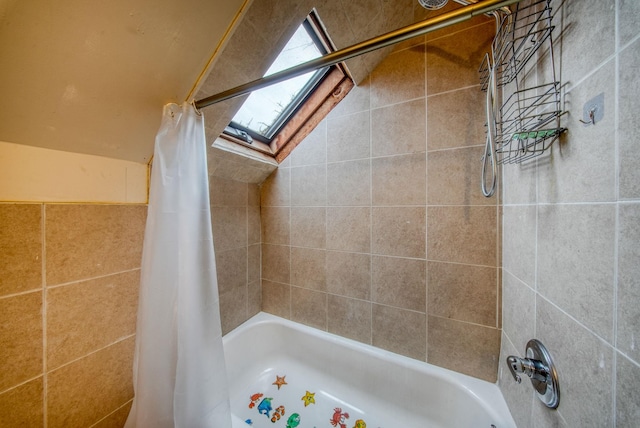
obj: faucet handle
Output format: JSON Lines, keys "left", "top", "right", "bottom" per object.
{"left": 505, "top": 340, "right": 560, "bottom": 409}
{"left": 506, "top": 355, "right": 548, "bottom": 384}
{"left": 506, "top": 355, "right": 524, "bottom": 383}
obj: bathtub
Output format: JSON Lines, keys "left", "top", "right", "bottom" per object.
{"left": 224, "top": 312, "right": 516, "bottom": 428}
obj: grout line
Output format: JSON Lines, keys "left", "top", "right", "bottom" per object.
{"left": 88, "top": 399, "right": 133, "bottom": 428}
{"left": 369, "top": 95, "right": 426, "bottom": 112}
{"left": 612, "top": 3, "right": 620, "bottom": 421}
{"left": 368, "top": 79, "right": 374, "bottom": 347}
{"left": 0, "top": 288, "right": 45, "bottom": 300}
{"left": 428, "top": 313, "right": 500, "bottom": 330}
{"left": 45, "top": 268, "right": 142, "bottom": 290}
{"left": 47, "top": 334, "right": 137, "bottom": 374}
{"left": 41, "top": 203, "right": 48, "bottom": 428}
{"left": 617, "top": 348, "right": 640, "bottom": 370}
{"left": 425, "top": 83, "right": 483, "bottom": 98}
{"left": 0, "top": 375, "right": 45, "bottom": 396}
{"left": 536, "top": 292, "right": 616, "bottom": 350}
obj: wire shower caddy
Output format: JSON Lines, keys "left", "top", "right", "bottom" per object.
{"left": 479, "top": 0, "right": 566, "bottom": 165}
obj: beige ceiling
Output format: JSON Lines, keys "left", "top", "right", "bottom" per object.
{"left": 0, "top": 0, "right": 249, "bottom": 163}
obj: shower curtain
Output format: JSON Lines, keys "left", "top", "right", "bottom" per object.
{"left": 125, "top": 102, "right": 231, "bottom": 427}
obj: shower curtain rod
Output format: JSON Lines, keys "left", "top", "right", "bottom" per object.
{"left": 194, "top": 0, "right": 521, "bottom": 110}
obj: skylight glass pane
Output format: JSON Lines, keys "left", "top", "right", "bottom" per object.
{"left": 230, "top": 23, "right": 324, "bottom": 138}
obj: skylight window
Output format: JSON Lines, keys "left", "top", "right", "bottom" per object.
{"left": 221, "top": 11, "right": 354, "bottom": 163}
{"left": 227, "top": 18, "right": 329, "bottom": 143}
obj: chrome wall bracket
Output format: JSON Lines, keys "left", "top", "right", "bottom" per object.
{"left": 506, "top": 339, "right": 560, "bottom": 409}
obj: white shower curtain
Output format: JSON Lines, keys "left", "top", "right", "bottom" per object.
{"left": 125, "top": 102, "right": 231, "bottom": 428}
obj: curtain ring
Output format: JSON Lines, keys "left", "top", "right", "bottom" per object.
{"left": 190, "top": 99, "right": 203, "bottom": 116}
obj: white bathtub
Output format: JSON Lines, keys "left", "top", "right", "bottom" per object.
{"left": 223, "top": 312, "right": 516, "bottom": 428}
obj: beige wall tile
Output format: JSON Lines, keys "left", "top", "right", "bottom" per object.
{"left": 538, "top": 61, "right": 616, "bottom": 203}
{"left": 45, "top": 204, "right": 146, "bottom": 286}
{"left": 261, "top": 244, "right": 290, "bottom": 284}
{"left": 291, "top": 165, "right": 327, "bottom": 207}
{"left": 291, "top": 247, "right": 326, "bottom": 291}
{"left": 502, "top": 151, "right": 537, "bottom": 205}
{"left": 47, "top": 337, "right": 134, "bottom": 428}
{"left": 372, "top": 153, "right": 426, "bottom": 206}
{"left": 248, "top": 244, "right": 261, "bottom": 284}
{"left": 47, "top": 270, "right": 139, "bottom": 370}
{"left": 502, "top": 205, "right": 536, "bottom": 287}
{"left": 619, "top": 39, "right": 640, "bottom": 199}
{"left": 501, "top": 271, "right": 535, "bottom": 354}
{"left": 215, "top": 247, "right": 247, "bottom": 296}
{"left": 0, "top": 204, "right": 41, "bottom": 296}
{"left": 616, "top": 353, "right": 640, "bottom": 428}
{"left": 427, "top": 316, "right": 499, "bottom": 382}
{"left": 426, "top": 87, "right": 486, "bottom": 151}
{"left": 261, "top": 168, "right": 290, "bottom": 207}
{"left": 291, "top": 286, "right": 327, "bottom": 330}
{"left": 248, "top": 183, "right": 260, "bottom": 207}
{"left": 426, "top": 22, "right": 493, "bottom": 95}
{"left": 327, "top": 295, "right": 371, "bottom": 344}
{"left": 248, "top": 280, "right": 261, "bottom": 317}
{"left": 247, "top": 206, "right": 261, "bottom": 246}
{"left": 0, "top": 377, "right": 43, "bottom": 427}
{"left": 372, "top": 256, "right": 425, "bottom": 312}
{"left": 261, "top": 206, "right": 290, "bottom": 245}
{"left": 0, "top": 291, "right": 42, "bottom": 391}
{"left": 619, "top": 0, "right": 640, "bottom": 46}
{"left": 220, "top": 283, "right": 248, "bottom": 335}
{"left": 262, "top": 280, "right": 290, "bottom": 319}
{"left": 428, "top": 261, "right": 497, "bottom": 327}
{"left": 372, "top": 304, "right": 426, "bottom": 361}
{"left": 92, "top": 401, "right": 132, "bottom": 428}
{"left": 210, "top": 176, "right": 247, "bottom": 207}
{"left": 537, "top": 203, "right": 615, "bottom": 342}
{"left": 371, "top": 44, "right": 425, "bottom": 108}
{"left": 211, "top": 206, "right": 247, "bottom": 252}
{"left": 427, "top": 206, "right": 497, "bottom": 266}
{"left": 291, "top": 121, "right": 327, "bottom": 167}
{"left": 617, "top": 203, "right": 640, "bottom": 363}
{"left": 427, "top": 147, "right": 494, "bottom": 206}
{"left": 291, "top": 207, "right": 326, "bottom": 249}
{"left": 327, "top": 159, "right": 371, "bottom": 206}
{"left": 326, "top": 251, "right": 371, "bottom": 300}
{"left": 536, "top": 297, "right": 613, "bottom": 427}
{"left": 371, "top": 99, "right": 426, "bottom": 157}
{"left": 560, "top": 0, "right": 615, "bottom": 85}
{"left": 372, "top": 207, "right": 426, "bottom": 258}
{"left": 327, "top": 111, "right": 371, "bottom": 163}
{"left": 326, "top": 207, "right": 370, "bottom": 253}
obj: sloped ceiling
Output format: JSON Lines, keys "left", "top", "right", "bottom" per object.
{"left": 0, "top": 0, "right": 249, "bottom": 163}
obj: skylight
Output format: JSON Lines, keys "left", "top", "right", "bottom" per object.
{"left": 227, "top": 18, "right": 329, "bottom": 142}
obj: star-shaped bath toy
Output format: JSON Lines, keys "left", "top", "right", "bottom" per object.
{"left": 301, "top": 390, "right": 315, "bottom": 407}
{"left": 272, "top": 375, "right": 288, "bottom": 390}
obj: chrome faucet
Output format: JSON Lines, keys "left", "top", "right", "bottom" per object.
{"left": 506, "top": 354, "right": 548, "bottom": 384}
{"left": 506, "top": 339, "right": 560, "bottom": 409}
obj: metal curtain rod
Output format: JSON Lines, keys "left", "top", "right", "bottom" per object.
{"left": 194, "top": 0, "right": 522, "bottom": 110}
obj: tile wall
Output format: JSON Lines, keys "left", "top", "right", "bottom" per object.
{"left": 0, "top": 203, "right": 146, "bottom": 427}
{"left": 498, "top": 0, "right": 640, "bottom": 426}
{"left": 210, "top": 177, "right": 263, "bottom": 334}
{"left": 260, "top": 17, "right": 503, "bottom": 382}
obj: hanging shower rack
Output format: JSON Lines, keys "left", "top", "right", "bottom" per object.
{"left": 479, "top": 0, "right": 565, "bottom": 169}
